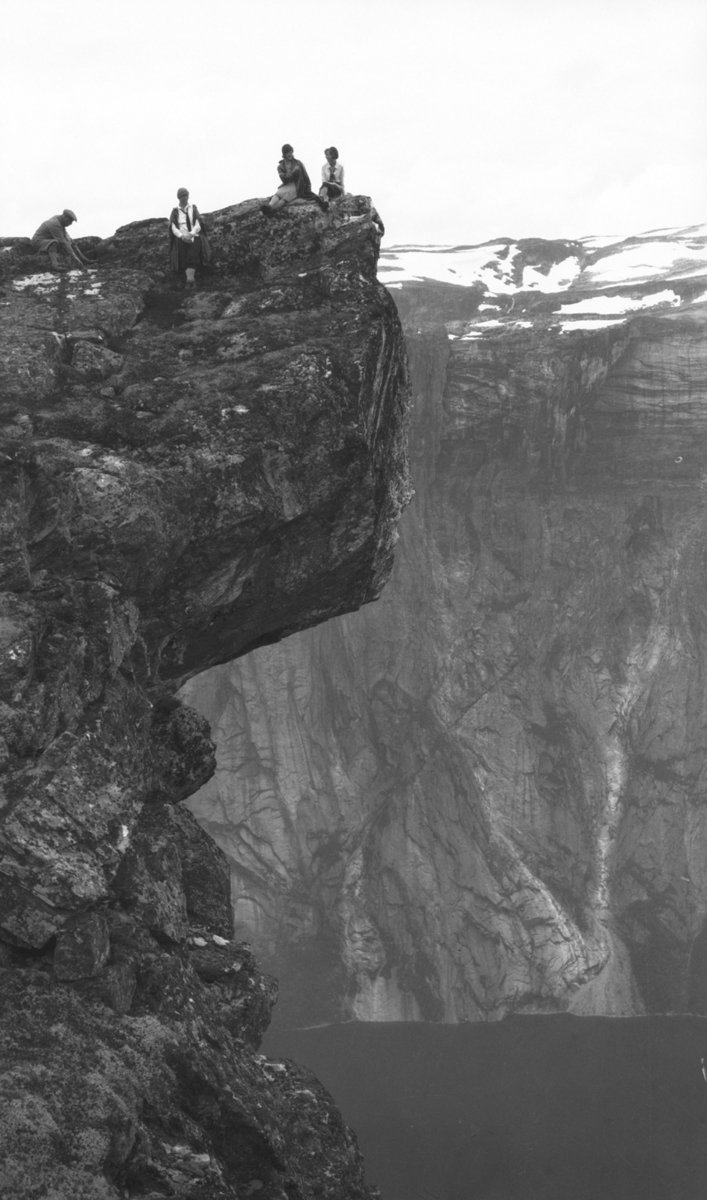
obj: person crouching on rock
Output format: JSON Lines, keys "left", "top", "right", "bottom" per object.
{"left": 31, "top": 209, "right": 90, "bottom": 271}
{"left": 261, "top": 144, "right": 328, "bottom": 215}
{"left": 169, "top": 187, "right": 204, "bottom": 289}
{"left": 318, "top": 147, "right": 345, "bottom": 211}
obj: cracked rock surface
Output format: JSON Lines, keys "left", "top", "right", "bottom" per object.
{"left": 0, "top": 195, "right": 407, "bottom": 1197}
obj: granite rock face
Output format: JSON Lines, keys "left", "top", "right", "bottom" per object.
{"left": 0, "top": 195, "right": 408, "bottom": 1197}
{"left": 183, "top": 226, "right": 707, "bottom": 1025}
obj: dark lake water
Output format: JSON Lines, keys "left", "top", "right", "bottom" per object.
{"left": 263, "top": 1015, "right": 707, "bottom": 1200}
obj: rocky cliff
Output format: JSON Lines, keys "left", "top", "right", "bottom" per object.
{"left": 0, "top": 195, "right": 409, "bottom": 1197}
{"left": 183, "top": 225, "right": 707, "bottom": 1026}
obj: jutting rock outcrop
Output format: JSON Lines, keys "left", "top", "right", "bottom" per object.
{"left": 183, "top": 225, "right": 707, "bottom": 1026}
{"left": 0, "top": 196, "right": 409, "bottom": 1197}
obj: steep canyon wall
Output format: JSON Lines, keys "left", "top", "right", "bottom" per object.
{"left": 184, "top": 227, "right": 707, "bottom": 1026}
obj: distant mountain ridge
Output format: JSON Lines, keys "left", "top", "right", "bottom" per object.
{"left": 380, "top": 222, "right": 707, "bottom": 289}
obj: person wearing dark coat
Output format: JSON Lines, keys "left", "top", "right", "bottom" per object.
{"left": 261, "top": 145, "right": 327, "bottom": 215}
{"left": 169, "top": 187, "right": 207, "bottom": 288}
{"left": 31, "top": 209, "right": 90, "bottom": 270}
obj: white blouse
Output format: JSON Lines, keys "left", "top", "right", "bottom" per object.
{"left": 321, "top": 162, "right": 345, "bottom": 191}
{"left": 172, "top": 203, "right": 201, "bottom": 238}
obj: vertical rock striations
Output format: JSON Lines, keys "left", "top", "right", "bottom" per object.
{"left": 183, "top": 227, "right": 707, "bottom": 1025}
{"left": 0, "top": 196, "right": 409, "bottom": 1197}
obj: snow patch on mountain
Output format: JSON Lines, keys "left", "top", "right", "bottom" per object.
{"left": 583, "top": 241, "right": 707, "bottom": 286}
{"left": 558, "top": 290, "right": 680, "bottom": 315}
{"left": 522, "top": 258, "right": 581, "bottom": 291}
{"left": 559, "top": 318, "right": 627, "bottom": 333}
{"left": 378, "top": 244, "right": 518, "bottom": 290}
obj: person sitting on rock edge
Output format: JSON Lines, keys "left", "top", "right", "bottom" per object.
{"left": 31, "top": 209, "right": 90, "bottom": 271}
{"left": 319, "top": 147, "right": 345, "bottom": 209}
{"left": 261, "top": 144, "right": 328, "bottom": 216}
{"left": 169, "top": 187, "right": 205, "bottom": 289}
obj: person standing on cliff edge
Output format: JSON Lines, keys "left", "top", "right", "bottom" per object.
{"left": 169, "top": 187, "right": 210, "bottom": 289}
{"left": 31, "top": 209, "right": 90, "bottom": 271}
{"left": 261, "top": 145, "right": 328, "bottom": 215}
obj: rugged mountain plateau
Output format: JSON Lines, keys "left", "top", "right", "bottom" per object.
{"left": 0, "top": 196, "right": 409, "bottom": 1198}
{"left": 183, "top": 225, "right": 707, "bottom": 1026}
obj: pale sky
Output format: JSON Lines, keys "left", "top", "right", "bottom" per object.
{"left": 2, "top": 0, "right": 705, "bottom": 247}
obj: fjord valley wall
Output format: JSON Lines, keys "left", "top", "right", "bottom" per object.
{"left": 183, "top": 227, "right": 707, "bottom": 1027}
{"left": 0, "top": 196, "right": 409, "bottom": 1198}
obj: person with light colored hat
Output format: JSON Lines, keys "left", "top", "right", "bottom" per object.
{"left": 30, "top": 209, "right": 90, "bottom": 271}
{"left": 168, "top": 187, "right": 208, "bottom": 289}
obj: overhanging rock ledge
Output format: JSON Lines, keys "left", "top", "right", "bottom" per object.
{"left": 0, "top": 195, "right": 409, "bottom": 1199}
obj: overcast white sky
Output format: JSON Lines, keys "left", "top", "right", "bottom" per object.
{"left": 2, "top": 0, "right": 705, "bottom": 247}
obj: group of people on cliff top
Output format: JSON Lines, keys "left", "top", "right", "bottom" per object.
{"left": 260, "top": 144, "right": 344, "bottom": 216}
{"left": 31, "top": 144, "right": 381, "bottom": 291}
{"left": 167, "top": 145, "right": 347, "bottom": 289}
